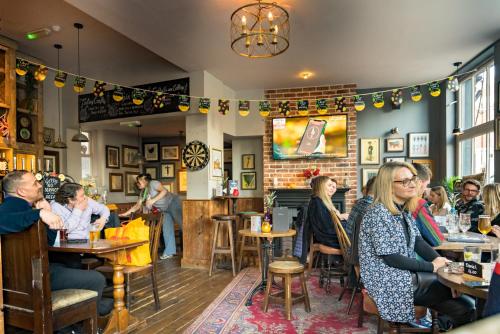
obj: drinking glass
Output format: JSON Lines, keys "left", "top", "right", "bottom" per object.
{"left": 478, "top": 215, "right": 492, "bottom": 239}
{"left": 464, "top": 246, "right": 481, "bottom": 263}
{"left": 491, "top": 244, "right": 499, "bottom": 263}
{"left": 89, "top": 223, "right": 100, "bottom": 243}
{"left": 58, "top": 228, "right": 68, "bottom": 242}
{"left": 458, "top": 213, "right": 471, "bottom": 234}
{"left": 446, "top": 214, "right": 459, "bottom": 236}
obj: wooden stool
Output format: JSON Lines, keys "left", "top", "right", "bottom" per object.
{"left": 209, "top": 214, "right": 237, "bottom": 277}
{"left": 318, "top": 244, "right": 346, "bottom": 294}
{"left": 263, "top": 261, "right": 311, "bottom": 320}
{"left": 238, "top": 213, "right": 263, "bottom": 271}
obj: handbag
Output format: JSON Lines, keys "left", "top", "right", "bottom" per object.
{"left": 105, "top": 217, "right": 152, "bottom": 266}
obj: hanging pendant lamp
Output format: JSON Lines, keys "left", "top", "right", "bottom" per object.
{"left": 134, "top": 124, "right": 145, "bottom": 166}
{"left": 71, "top": 22, "right": 89, "bottom": 143}
{"left": 52, "top": 44, "right": 67, "bottom": 149}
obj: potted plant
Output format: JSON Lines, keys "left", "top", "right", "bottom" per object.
{"left": 262, "top": 191, "right": 277, "bottom": 233}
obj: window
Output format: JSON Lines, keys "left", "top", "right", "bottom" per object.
{"left": 81, "top": 132, "right": 91, "bottom": 179}
{"left": 457, "top": 61, "right": 495, "bottom": 183}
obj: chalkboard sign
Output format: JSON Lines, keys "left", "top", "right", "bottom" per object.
{"left": 43, "top": 176, "right": 61, "bottom": 202}
{"left": 464, "top": 261, "right": 483, "bottom": 278}
{"left": 78, "top": 77, "right": 189, "bottom": 123}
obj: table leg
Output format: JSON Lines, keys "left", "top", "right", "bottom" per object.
{"left": 246, "top": 238, "right": 271, "bottom": 306}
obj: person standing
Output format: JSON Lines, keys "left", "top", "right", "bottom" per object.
{"left": 455, "top": 179, "right": 484, "bottom": 233}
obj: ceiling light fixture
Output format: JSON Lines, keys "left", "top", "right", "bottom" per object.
{"left": 230, "top": 0, "right": 290, "bottom": 58}
{"left": 300, "top": 71, "right": 312, "bottom": 80}
{"left": 25, "top": 27, "right": 51, "bottom": 40}
{"left": 71, "top": 23, "right": 89, "bottom": 143}
{"left": 52, "top": 44, "right": 67, "bottom": 149}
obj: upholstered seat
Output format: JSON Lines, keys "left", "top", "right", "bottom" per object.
{"left": 52, "top": 289, "right": 98, "bottom": 311}
{"left": 268, "top": 260, "right": 304, "bottom": 274}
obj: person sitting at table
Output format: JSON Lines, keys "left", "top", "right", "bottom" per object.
{"left": 410, "top": 163, "right": 444, "bottom": 247}
{"left": 428, "top": 186, "right": 451, "bottom": 217}
{"left": 119, "top": 173, "right": 183, "bottom": 260}
{"left": 359, "top": 162, "right": 475, "bottom": 330}
{"left": 0, "top": 171, "right": 113, "bottom": 316}
{"left": 455, "top": 179, "right": 484, "bottom": 233}
{"left": 483, "top": 183, "right": 500, "bottom": 229}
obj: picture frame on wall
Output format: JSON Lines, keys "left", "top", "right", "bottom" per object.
{"left": 122, "top": 145, "right": 139, "bottom": 168}
{"left": 360, "top": 138, "right": 380, "bottom": 165}
{"left": 384, "top": 156, "right": 406, "bottom": 163}
{"left": 211, "top": 148, "right": 223, "bottom": 177}
{"left": 386, "top": 138, "right": 404, "bottom": 152}
{"left": 242, "top": 154, "right": 255, "bottom": 170}
{"left": 125, "top": 172, "right": 139, "bottom": 196}
{"left": 162, "top": 182, "right": 173, "bottom": 192}
{"left": 224, "top": 149, "right": 232, "bottom": 163}
{"left": 408, "top": 133, "right": 430, "bottom": 158}
{"left": 241, "top": 172, "right": 257, "bottom": 190}
{"left": 108, "top": 173, "right": 123, "bottom": 192}
{"left": 412, "top": 159, "right": 434, "bottom": 177}
{"left": 144, "top": 166, "right": 158, "bottom": 179}
{"left": 362, "top": 168, "right": 379, "bottom": 187}
{"left": 105, "top": 145, "right": 120, "bottom": 169}
{"left": 178, "top": 170, "right": 187, "bottom": 193}
{"left": 43, "top": 127, "right": 55, "bottom": 147}
{"left": 161, "top": 163, "right": 175, "bottom": 178}
{"left": 161, "top": 145, "right": 179, "bottom": 160}
{"left": 143, "top": 143, "right": 159, "bottom": 161}
{"left": 43, "top": 150, "right": 60, "bottom": 172}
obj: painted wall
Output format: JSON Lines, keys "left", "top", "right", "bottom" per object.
{"left": 231, "top": 137, "right": 263, "bottom": 197}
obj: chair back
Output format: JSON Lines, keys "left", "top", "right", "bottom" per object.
{"left": 135, "top": 213, "right": 164, "bottom": 264}
{"left": 331, "top": 212, "right": 351, "bottom": 263}
{"left": 1, "top": 221, "right": 53, "bottom": 332}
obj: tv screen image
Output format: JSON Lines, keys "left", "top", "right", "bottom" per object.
{"left": 272, "top": 115, "right": 348, "bottom": 160}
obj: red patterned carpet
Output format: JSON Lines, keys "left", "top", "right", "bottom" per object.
{"left": 185, "top": 267, "right": 376, "bottom": 333}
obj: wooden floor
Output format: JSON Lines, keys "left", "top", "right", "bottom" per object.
{"left": 129, "top": 256, "right": 234, "bottom": 333}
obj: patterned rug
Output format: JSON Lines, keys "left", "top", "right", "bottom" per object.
{"left": 185, "top": 267, "right": 377, "bottom": 333}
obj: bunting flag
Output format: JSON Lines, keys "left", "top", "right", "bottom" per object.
{"left": 15, "top": 59, "right": 29, "bottom": 76}
{"left": 153, "top": 92, "right": 165, "bottom": 109}
{"left": 428, "top": 81, "right": 441, "bottom": 97}
{"left": 132, "top": 89, "right": 145, "bottom": 105}
{"left": 259, "top": 101, "right": 271, "bottom": 117}
{"left": 354, "top": 95, "right": 366, "bottom": 111}
{"left": 297, "top": 100, "right": 309, "bottom": 116}
{"left": 391, "top": 89, "right": 403, "bottom": 108}
{"left": 447, "top": 76, "right": 459, "bottom": 92}
{"left": 333, "top": 97, "right": 347, "bottom": 112}
{"left": 93, "top": 81, "right": 106, "bottom": 97}
{"left": 34, "top": 65, "right": 48, "bottom": 81}
{"left": 316, "top": 99, "right": 328, "bottom": 114}
{"left": 372, "top": 92, "right": 384, "bottom": 108}
{"left": 410, "top": 86, "right": 422, "bottom": 102}
{"left": 199, "top": 98, "right": 210, "bottom": 114}
{"left": 238, "top": 100, "right": 250, "bottom": 116}
{"left": 54, "top": 71, "right": 67, "bottom": 88}
{"left": 73, "top": 76, "right": 86, "bottom": 93}
{"left": 112, "top": 86, "right": 124, "bottom": 102}
{"left": 218, "top": 99, "right": 229, "bottom": 115}
{"left": 178, "top": 95, "right": 190, "bottom": 112}
{"left": 278, "top": 101, "right": 290, "bottom": 116}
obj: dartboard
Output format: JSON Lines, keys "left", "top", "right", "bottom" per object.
{"left": 182, "top": 140, "right": 209, "bottom": 171}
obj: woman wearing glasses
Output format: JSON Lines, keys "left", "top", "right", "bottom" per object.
{"left": 359, "top": 162, "right": 474, "bottom": 329}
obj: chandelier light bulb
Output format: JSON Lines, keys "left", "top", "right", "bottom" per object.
{"left": 268, "top": 11, "right": 273, "bottom": 23}
{"left": 257, "top": 34, "right": 264, "bottom": 46}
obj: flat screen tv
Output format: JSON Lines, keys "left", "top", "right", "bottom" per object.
{"left": 272, "top": 115, "right": 348, "bottom": 160}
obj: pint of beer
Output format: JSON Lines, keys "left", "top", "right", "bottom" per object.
{"left": 478, "top": 215, "right": 491, "bottom": 236}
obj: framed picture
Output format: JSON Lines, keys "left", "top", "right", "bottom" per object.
{"left": 224, "top": 149, "right": 232, "bottom": 163}
{"left": 161, "top": 163, "right": 175, "bottom": 178}
{"left": 43, "top": 127, "right": 55, "bottom": 147}
{"left": 386, "top": 138, "right": 404, "bottom": 152}
{"left": 411, "top": 159, "right": 434, "bottom": 177}
{"left": 143, "top": 143, "right": 159, "bottom": 161}
{"left": 161, "top": 145, "right": 179, "bottom": 160}
{"left": 43, "top": 150, "right": 59, "bottom": 172}
{"left": 241, "top": 172, "right": 257, "bottom": 190}
{"left": 242, "top": 154, "right": 255, "bottom": 170}
{"left": 162, "top": 182, "right": 173, "bottom": 192}
{"left": 108, "top": 173, "right": 123, "bottom": 192}
{"left": 496, "top": 118, "right": 500, "bottom": 150}
{"left": 105, "top": 145, "right": 120, "bottom": 169}
{"left": 384, "top": 156, "right": 406, "bottom": 163}
{"left": 408, "top": 133, "right": 429, "bottom": 158}
{"left": 144, "top": 166, "right": 158, "bottom": 179}
{"left": 178, "top": 170, "right": 187, "bottom": 193}
{"left": 122, "top": 145, "right": 139, "bottom": 168}
{"left": 181, "top": 156, "right": 186, "bottom": 169}
{"left": 125, "top": 172, "right": 139, "bottom": 196}
{"left": 362, "top": 168, "right": 379, "bottom": 187}
{"left": 360, "top": 138, "right": 380, "bottom": 165}
{"left": 211, "top": 148, "right": 223, "bottom": 177}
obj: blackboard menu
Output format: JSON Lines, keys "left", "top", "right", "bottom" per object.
{"left": 78, "top": 77, "right": 189, "bottom": 123}
{"left": 43, "top": 176, "right": 61, "bottom": 202}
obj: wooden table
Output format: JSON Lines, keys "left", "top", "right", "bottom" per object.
{"left": 436, "top": 266, "right": 489, "bottom": 300}
{"left": 434, "top": 232, "right": 500, "bottom": 252}
{"left": 238, "top": 229, "right": 296, "bottom": 306}
{"left": 49, "top": 239, "right": 147, "bottom": 334}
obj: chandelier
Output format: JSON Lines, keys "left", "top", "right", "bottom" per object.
{"left": 230, "top": 0, "right": 290, "bottom": 58}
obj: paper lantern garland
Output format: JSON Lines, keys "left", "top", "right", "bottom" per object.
{"left": 278, "top": 101, "right": 290, "bottom": 116}
{"left": 259, "top": 101, "right": 271, "bottom": 117}
{"left": 428, "top": 82, "right": 441, "bottom": 97}
{"left": 238, "top": 100, "right": 250, "bottom": 116}
{"left": 354, "top": 95, "right": 366, "bottom": 111}
{"left": 447, "top": 76, "right": 459, "bottom": 92}
{"left": 34, "top": 65, "right": 48, "bottom": 81}
{"left": 15, "top": 59, "right": 29, "bottom": 76}
{"left": 112, "top": 86, "right": 124, "bottom": 102}
{"left": 372, "top": 92, "right": 385, "bottom": 108}
{"left": 199, "top": 98, "right": 210, "bottom": 114}
{"left": 391, "top": 89, "right": 403, "bottom": 107}
{"left": 178, "top": 95, "right": 190, "bottom": 112}
{"left": 316, "top": 99, "right": 328, "bottom": 114}
{"left": 93, "top": 81, "right": 106, "bottom": 97}
{"left": 297, "top": 100, "right": 309, "bottom": 116}
{"left": 218, "top": 99, "right": 229, "bottom": 115}
{"left": 54, "top": 71, "right": 67, "bottom": 88}
{"left": 132, "top": 89, "right": 145, "bottom": 105}
{"left": 333, "top": 97, "right": 347, "bottom": 112}
{"left": 153, "top": 92, "right": 165, "bottom": 109}
{"left": 410, "top": 86, "right": 422, "bottom": 102}
{"left": 73, "top": 76, "right": 86, "bottom": 93}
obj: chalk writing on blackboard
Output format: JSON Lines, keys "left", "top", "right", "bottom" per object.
{"left": 43, "top": 176, "right": 61, "bottom": 202}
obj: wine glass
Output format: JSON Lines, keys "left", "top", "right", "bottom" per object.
{"left": 459, "top": 213, "right": 471, "bottom": 234}
{"left": 478, "top": 215, "right": 492, "bottom": 239}
{"left": 446, "top": 213, "right": 459, "bottom": 236}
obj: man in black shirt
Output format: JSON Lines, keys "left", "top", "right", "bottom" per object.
{"left": 455, "top": 179, "right": 484, "bottom": 233}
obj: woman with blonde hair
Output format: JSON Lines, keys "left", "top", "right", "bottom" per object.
{"left": 483, "top": 183, "right": 500, "bottom": 236}
{"left": 359, "top": 161, "right": 474, "bottom": 329}
{"left": 428, "top": 186, "right": 451, "bottom": 217}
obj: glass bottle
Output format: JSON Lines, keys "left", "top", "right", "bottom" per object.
{"left": 0, "top": 152, "right": 9, "bottom": 177}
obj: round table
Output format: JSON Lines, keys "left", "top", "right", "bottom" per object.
{"left": 434, "top": 232, "right": 500, "bottom": 252}
{"left": 238, "top": 228, "right": 296, "bottom": 306}
{"left": 436, "top": 266, "right": 489, "bottom": 300}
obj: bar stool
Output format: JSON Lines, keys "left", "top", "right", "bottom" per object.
{"left": 209, "top": 214, "right": 237, "bottom": 277}
{"left": 238, "top": 212, "right": 263, "bottom": 271}
{"left": 263, "top": 260, "right": 311, "bottom": 320}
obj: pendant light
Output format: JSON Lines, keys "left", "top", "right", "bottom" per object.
{"left": 451, "top": 61, "right": 463, "bottom": 136}
{"left": 134, "top": 124, "right": 145, "bottom": 166}
{"left": 52, "top": 44, "right": 67, "bottom": 149}
{"left": 71, "top": 22, "right": 89, "bottom": 143}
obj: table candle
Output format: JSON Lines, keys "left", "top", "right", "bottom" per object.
{"left": 46, "top": 159, "right": 49, "bottom": 171}
{"left": 13, "top": 156, "right": 17, "bottom": 170}
{"left": 38, "top": 158, "right": 42, "bottom": 171}
{"left": 21, "top": 158, "right": 25, "bottom": 170}
{"left": 31, "top": 157, "right": 34, "bottom": 171}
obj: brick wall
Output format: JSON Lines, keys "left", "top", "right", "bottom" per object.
{"left": 263, "top": 84, "right": 358, "bottom": 211}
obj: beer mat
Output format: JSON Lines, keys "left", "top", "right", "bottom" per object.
{"left": 446, "top": 235, "right": 485, "bottom": 243}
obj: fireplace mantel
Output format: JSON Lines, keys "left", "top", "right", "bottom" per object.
{"left": 270, "top": 187, "right": 351, "bottom": 213}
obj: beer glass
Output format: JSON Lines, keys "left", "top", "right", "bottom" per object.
{"left": 478, "top": 215, "right": 491, "bottom": 239}
{"left": 89, "top": 223, "right": 100, "bottom": 243}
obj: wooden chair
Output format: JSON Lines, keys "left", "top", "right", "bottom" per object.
{"left": 96, "top": 213, "right": 163, "bottom": 310}
{"left": 1, "top": 221, "right": 98, "bottom": 333}
{"left": 237, "top": 213, "right": 262, "bottom": 272}
{"left": 307, "top": 236, "right": 320, "bottom": 274}
{"left": 209, "top": 214, "right": 237, "bottom": 277}
{"left": 331, "top": 213, "right": 355, "bottom": 302}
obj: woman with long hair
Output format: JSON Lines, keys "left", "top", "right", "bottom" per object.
{"left": 120, "top": 173, "right": 183, "bottom": 259}
{"left": 359, "top": 162, "right": 474, "bottom": 329}
{"left": 483, "top": 183, "right": 500, "bottom": 237}
{"left": 428, "top": 186, "right": 451, "bottom": 217}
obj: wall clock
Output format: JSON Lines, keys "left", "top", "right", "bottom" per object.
{"left": 182, "top": 140, "right": 209, "bottom": 171}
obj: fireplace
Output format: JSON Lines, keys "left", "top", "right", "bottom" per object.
{"left": 271, "top": 187, "right": 351, "bottom": 213}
